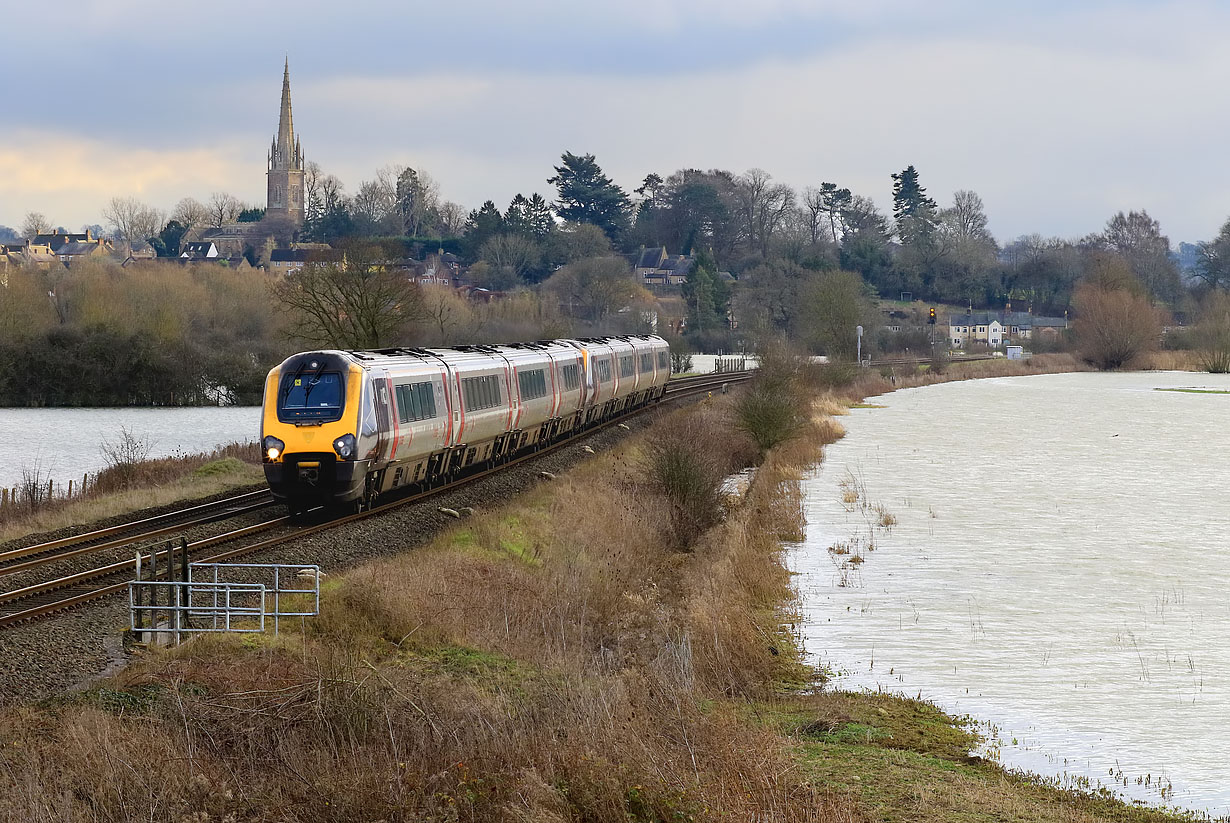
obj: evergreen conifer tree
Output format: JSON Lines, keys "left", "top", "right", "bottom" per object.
{"left": 547, "top": 152, "right": 631, "bottom": 244}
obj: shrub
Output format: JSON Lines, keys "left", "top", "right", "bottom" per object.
{"left": 1193, "top": 291, "right": 1230, "bottom": 373}
{"left": 1072, "top": 282, "right": 1163, "bottom": 370}
{"left": 99, "top": 427, "right": 153, "bottom": 490}
{"left": 643, "top": 409, "right": 735, "bottom": 547}
{"left": 736, "top": 342, "right": 807, "bottom": 455}
{"left": 15, "top": 463, "right": 51, "bottom": 513}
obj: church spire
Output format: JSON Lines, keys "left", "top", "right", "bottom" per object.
{"left": 267, "top": 58, "right": 306, "bottom": 227}
{"left": 270, "top": 57, "right": 302, "bottom": 172}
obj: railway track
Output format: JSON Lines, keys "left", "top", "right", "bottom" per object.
{"left": 0, "top": 370, "right": 751, "bottom": 629}
{"left": 0, "top": 490, "right": 277, "bottom": 576}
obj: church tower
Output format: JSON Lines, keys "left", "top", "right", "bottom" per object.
{"left": 266, "top": 58, "right": 305, "bottom": 226}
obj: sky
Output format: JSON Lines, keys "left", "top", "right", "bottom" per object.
{"left": 2, "top": 0, "right": 1229, "bottom": 244}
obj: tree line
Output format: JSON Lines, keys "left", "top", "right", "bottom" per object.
{"left": 9, "top": 151, "right": 1230, "bottom": 401}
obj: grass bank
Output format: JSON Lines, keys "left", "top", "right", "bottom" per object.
{"left": 0, "top": 359, "right": 1204, "bottom": 822}
{"left": 0, "top": 443, "right": 263, "bottom": 545}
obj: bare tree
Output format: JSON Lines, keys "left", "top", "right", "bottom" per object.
{"left": 479, "top": 233, "right": 540, "bottom": 281}
{"left": 171, "top": 197, "right": 210, "bottom": 236}
{"left": 1092, "top": 210, "right": 1182, "bottom": 304}
{"left": 21, "top": 212, "right": 52, "bottom": 240}
{"left": 420, "top": 283, "right": 485, "bottom": 345}
{"left": 1073, "top": 267, "right": 1163, "bottom": 370}
{"left": 1193, "top": 290, "right": 1230, "bottom": 372}
{"left": 437, "top": 201, "right": 467, "bottom": 237}
{"left": 304, "top": 160, "right": 323, "bottom": 221}
{"left": 945, "top": 191, "right": 994, "bottom": 244}
{"left": 351, "top": 176, "right": 398, "bottom": 236}
{"left": 542, "top": 256, "right": 641, "bottom": 324}
{"left": 272, "top": 244, "right": 426, "bottom": 349}
{"left": 772, "top": 208, "right": 813, "bottom": 263}
{"left": 800, "top": 187, "right": 826, "bottom": 245}
{"left": 1196, "top": 215, "right": 1230, "bottom": 292}
{"left": 795, "top": 270, "right": 874, "bottom": 360}
{"left": 103, "top": 197, "right": 165, "bottom": 242}
{"left": 206, "top": 192, "right": 243, "bottom": 228}
{"left": 937, "top": 190, "right": 998, "bottom": 273}
{"left": 735, "top": 169, "right": 795, "bottom": 255}
{"left": 547, "top": 222, "right": 611, "bottom": 265}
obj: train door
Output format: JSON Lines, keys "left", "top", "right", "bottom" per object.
{"left": 371, "top": 369, "right": 393, "bottom": 461}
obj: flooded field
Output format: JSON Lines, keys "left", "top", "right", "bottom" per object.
{"left": 793, "top": 371, "right": 1230, "bottom": 814}
{"left": 0, "top": 406, "right": 260, "bottom": 493}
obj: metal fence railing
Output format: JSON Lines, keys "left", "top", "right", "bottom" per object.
{"left": 189, "top": 563, "right": 321, "bottom": 635}
{"left": 129, "top": 558, "right": 321, "bottom": 644}
{"left": 129, "top": 580, "right": 266, "bottom": 644}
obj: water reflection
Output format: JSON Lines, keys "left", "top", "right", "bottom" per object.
{"left": 792, "top": 371, "right": 1230, "bottom": 814}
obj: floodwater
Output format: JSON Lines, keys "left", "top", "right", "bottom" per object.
{"left": 0, "top": 407, "right": 261, "bottom": 493}
{"left": 792, "top": 371, "right": 1230, "bottom": 815}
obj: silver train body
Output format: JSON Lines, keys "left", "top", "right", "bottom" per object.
{"left": 260, "top": 335, "right": 670, "bottom": 511}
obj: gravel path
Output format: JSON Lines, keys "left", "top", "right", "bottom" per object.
{"left": 0, "top": 410, "right": 666, "bottom": 703}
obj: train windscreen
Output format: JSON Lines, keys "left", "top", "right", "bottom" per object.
{"left": 279, "top": 372, "right": 343, "bottom": 421}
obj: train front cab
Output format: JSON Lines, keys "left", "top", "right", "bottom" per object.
{"left": 261, "top": 351, "right": 371, "bottom": 511}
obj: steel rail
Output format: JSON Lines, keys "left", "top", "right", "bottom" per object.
{"left": 0, "top": 500, "right": 277, "bottom": 577}
{"left": 0, "top": 370, "right": 753, "bottom": 628}
{"left": 0, "top": 489, "right": 275, "bottom": 568}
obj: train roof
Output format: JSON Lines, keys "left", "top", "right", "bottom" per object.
{"left": 333, "top": 334, "right": 667, "bottom": 365}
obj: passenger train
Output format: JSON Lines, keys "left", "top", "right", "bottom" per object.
{"left": 260, "top": 335, "right": 671, "bottom": 513}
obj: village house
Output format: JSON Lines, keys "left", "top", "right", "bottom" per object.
{"left": 398, "top": 251, "right": 462, "bottom": 287}
{"left": 948, "top": 309, "right": 1069, "bottom": 348}
{"left": 181, "top": 241, "right": 220, "bottom": 260}
{"left": 268, "top": 247, "right": 344, "bottom": 274}
{"left": 1, "top": 240, "right": 58, "bottom": 271}
{"left": 632, "top": 246, "right": 695, "bottom": 286}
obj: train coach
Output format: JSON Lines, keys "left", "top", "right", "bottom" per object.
{"left": 260, "top": 335, "right": 670, "bottom": 514}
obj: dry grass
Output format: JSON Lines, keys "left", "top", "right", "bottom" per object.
{"left": 815, "top": 353, "right": 1086, "bottom": 408}
{"left": 0, "top": 388, "right": 864, "bottom": 822}
{"left": 1143, "top": 349, "right": 1202, "bottom": 371}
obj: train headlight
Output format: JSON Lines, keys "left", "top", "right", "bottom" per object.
{"left": 332, "top": 434, "right": 356, "bottom": 460}
{"left": 262, "top": 435, "right": 285, "bottom": 461}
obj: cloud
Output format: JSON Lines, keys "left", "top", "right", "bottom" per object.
{"left": 3, "top": 1, "right": 1230, "bottom": 241}
{"left": 292, "top": 14, "right": 1230, "bottom": 242}
{"left": 0, "top": 132, "right": 260, "bottom": 229}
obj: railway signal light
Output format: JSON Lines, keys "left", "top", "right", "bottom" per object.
{"left": 929, "top": 307, "right": 936, "bottom": 325}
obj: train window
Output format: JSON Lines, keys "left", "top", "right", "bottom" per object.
{"left": 620, "top": 355, "right": 634, "bottom": 378}
{"left": 462, "top": 374, "right": 502, "bottom": 411}
{"left": 640, "top": 353, "right": 652, "bottom": 373}
{"left": 658, "top": 351, "right": 669, "bottom": 369}
{"left": 560, "top": 363, "right": 580, "bottom": 392}
{"left": 278, "top": 371, "right": 343, "bottom": 421}
{"left": 518, "top": 368, "right": 547, "bottom": 401}
{"left": 594, "top": 358, "right": 612, "bottom": 383}
{"left": 395, "top": 382, "right": 437, "bottom": 423}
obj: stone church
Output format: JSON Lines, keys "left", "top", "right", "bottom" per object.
{"left": 266, "top": 58, "right": 305, "bottom": 227}
{"left": 201, "top": 60, "right": 307, "bottom": 259}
